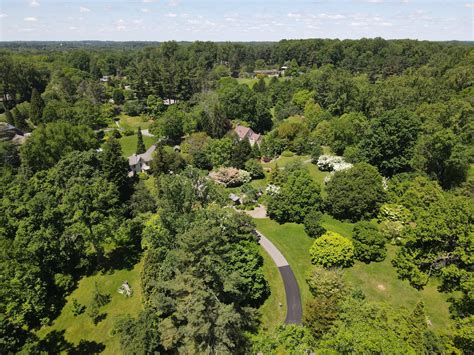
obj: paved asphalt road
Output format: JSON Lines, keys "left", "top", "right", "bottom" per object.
{"left": 256, "top": 231, "right": 302, "bottom": 324}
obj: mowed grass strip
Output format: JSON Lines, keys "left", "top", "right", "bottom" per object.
{"left": 258, "top": 247, "right": 286, "bottom": 330}
{"left": 37, "top": 260, "right": 144, "bottom": 355}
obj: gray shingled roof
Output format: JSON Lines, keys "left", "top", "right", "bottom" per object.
{"left": 128, "top": 144, "right": 157, "bottom": 166}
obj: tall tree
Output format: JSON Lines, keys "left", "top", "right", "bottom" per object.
{"left": 4, "top": 105, "right": 15, "bottom": 125}
{"left": 325, "top": 163, "right": 385, "bottom": 221}
{"left": 29, "top": 88, "right": 44, "bottom": 125}
{"left": 136, "top": 127, "right": 146, "bottom": 154}
{"left": 12, "top": 107, "right": 29, "bottom": 132}
{"left": 20, "top": 121, "right": 97, "bottom": 174}
{"left": 100, "top": 136, "right": 130, "bottom": 200}
{"left": 411, "top": 129, "right": 470, "bottom": 189}
{"left": 267, "top": 166, "right": 322, "bottom": 223}
{"left": 360, "top": 109, "right": 421, "bottom": 176}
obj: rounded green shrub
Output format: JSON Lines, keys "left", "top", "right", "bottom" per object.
{"left": 309, "top": 231, "right": 354, "bottom": 268}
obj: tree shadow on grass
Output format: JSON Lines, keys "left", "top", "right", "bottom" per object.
{"left": 101, "top": 245, "right": 142, "bottom": 272}
{"left": 39, "top": 330, "right": 105, "bottom": 354}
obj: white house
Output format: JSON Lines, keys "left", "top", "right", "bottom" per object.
{"left": 128, "top": 144, "right": 156, "bottom": 177}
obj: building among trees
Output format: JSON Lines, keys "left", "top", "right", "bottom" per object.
{"left": 128, "top": 144, "right": 156, "bottom": 176}
{"left": 234, "top": 125, "right": 263, "bottom": 146}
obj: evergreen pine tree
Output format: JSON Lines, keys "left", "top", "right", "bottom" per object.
{"left": 136, "top": 127, "right": 146, "bottom": 154}
{"left": 29, "top": 88, "right": 44, "bottom": 125}
{"left": 252, "top": 78, "right": 266, "bottom": 93}
{"left": 12, "top": 107, "right": 29, "bottom": 132}
{"left": 4, "top": 106, "right": 15, "bottom": 125}
{"left": 407, "top": 301, "right": 428, "bottom": 353}
{"left": 101, "top": 136, "right": 130, "bottom": 200}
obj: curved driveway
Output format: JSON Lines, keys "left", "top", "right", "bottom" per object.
{"left": 256, "top": 230, "right": 302, "bottom": 324}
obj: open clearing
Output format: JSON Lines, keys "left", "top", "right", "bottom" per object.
{"left": 37, "top": 260, "right": 143, "bottom": 354}
{"left": 118, "top": 134, "right": 156, "bottom": 157}
{"left": 254, "top": 217, "right": 452, "bottom": 331}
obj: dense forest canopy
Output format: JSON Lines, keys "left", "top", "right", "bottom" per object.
{"left": 0, "top": 38, "right": 472, "bottom": 353}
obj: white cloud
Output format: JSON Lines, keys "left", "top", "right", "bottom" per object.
{"left": 166, "top": 12, "right": 177, "bottom": 17}
{"left": 24, "top": 17, "right": 37, "bottom": 22}
{"left": 351, "top": 21, "right": 367, "bottom": 26}
{"left": 116, "top": 19, "right": 126, "bottom": 30}
{"left": 79, "top": 6, "right": 91, "bottom": 13}
{"left": 30, "top": 0, "right": 40, "bottom": 7}
{"left": 143, "top": 0, "right": 159, "bottom": 2}
{"left": 69, "top": 26, "right": 77, "bottom": 30}
{"left": 141, "top": 8, "right": 150, "bottom": 13}
{"left": 465, "top": 3, "right": 474, "bottom": 8}
{"left": 0, "top": 13, "right": 7, "bottom": 18}
{"left": 133, "top": 19, "right": 143, "bottom": 24}
{"left": 318, "top": 13, "right": 346, "bottom": 20}
{"left": 287, "top": 12, "right": 302, "bottom": 19}
{"left": 168, "top": 0, "right": 179, "bottom": 6}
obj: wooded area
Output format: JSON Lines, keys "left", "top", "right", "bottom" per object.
{"left": 0, "top": 38, "right": 472, "bottom": 353}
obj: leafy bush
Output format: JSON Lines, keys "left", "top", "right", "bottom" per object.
{"left": 352, "top": 221, "right": 386, "bottom": 262}
{"left": 123, "top": 100, "right": 144, "bottom": 116}
{"left": 267, "top": 168, "right": 321, "bottom": 223}
{"left": 244, "top": 159, "right": 265, "bottom": 179}
{"left": 71, "top": 298, "right": 86, "bottom": 316}
{"left": 325, "top": 163, "right": 385, "bottom": 221}
{"left": 309, "top": 231, "right": 354, "bottom": 268}
{"left": 93, "top": 282, "right": 111, "bottom": 307}
{"left": 281, "top": 150, "right": 294, "bottom": 157}
{"left": 303, "top": 210, "right": 326, "bottom": 238}
{"left": 306, "top": 266, "right": 348, "bottom": 299}
{"left": 310, "top": 145, "right": 323, "bottom": 163}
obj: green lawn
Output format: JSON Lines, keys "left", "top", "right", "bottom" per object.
{"left": 109, "top": 114, "right": 154, "bottom": 131}
{"left": 258, "top": 248, "right": 286, "bottom": 330}
{"left": 345, "top": 246, "right": 452, "bottom": 332}
{"left": 37, "top": 260, "right": 144, "bottom": 354}
{"left": 253, "top": 217, "right": 452, "bottom": 331}
{"left": 237, "top": 77, "right": 275, "bottom": 87}
{"left": 254, "top": 219, "right": 313, "bottom": 304}
{"left": 118, "top": 134, "right": 156, "bottom": 157}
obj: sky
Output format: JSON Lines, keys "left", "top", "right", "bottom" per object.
{"left": 0, "top": 0, "right": 473, "bottom": 42}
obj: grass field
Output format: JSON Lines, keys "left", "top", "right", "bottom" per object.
{"left": 258, "top": 248, "right": 286, "bottom": 330}
{"left": 118, "top": 134, "right": 156, "bottom": 157}
{"left": 253, "top": 217, "right": 452, "bottom": 331}
{"left": 237, "top": 77, "right": 275, "bottom": 87}
{"left": 108, "top": 114, "right": 154, "bottom": 131}
{"left": 37, "top": 260, "right": 144, "bottom": 354}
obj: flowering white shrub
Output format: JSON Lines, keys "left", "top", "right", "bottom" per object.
{"left": 265, "top": 184, "right": 281, "bottom": 196}
{"left": 317, "top": 155, "right": 353, "bottom": 172}
{"left": 209, "top": 167, "right": 251, "bottom": 187}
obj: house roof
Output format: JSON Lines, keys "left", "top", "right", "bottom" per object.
{"left": 229, "top": 193, "right": 240, "bottom": 202}
{"left": 249, "top": 132, "right": 262, "bottom": 142}
{"left": 234, "top": 125, "right": 251, "bottom": 140}
{"left": 128, "top": 144, "right": 157, "bottom": 166}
